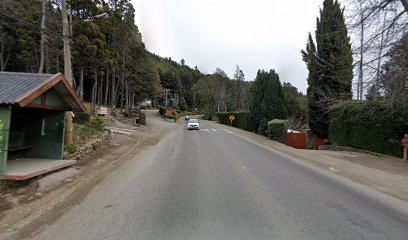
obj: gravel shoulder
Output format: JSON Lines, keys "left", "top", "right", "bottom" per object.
{"left": 208, "top": 121, "right": 408, "bottom": 203}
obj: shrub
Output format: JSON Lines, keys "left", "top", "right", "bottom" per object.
{"left": 73, "top": 112, "right": 90, "bottom": 124}
{"left": 89, "top": 117, "right": 104, "bottom": 131}
{"left": 329, "top": 101, "right": 408, "bottom": 158}
{"left": 164, "top": 114, "right": 175, "bottom": 120}
{"left": 159, "top": 106, "right": 166, "bottom": 116}
{"left": 139, "top": 112, "right": 146, "bottom": 125}
{"left": 217, "top": 112, "right": 250, "bottom": 131}
{"left": 64, "top": 144, "right": 78, "bottom": 154}
{"left": 258, "top": 118, "right": 269, "bottom": 136}
{"left": 267, "top": 119, "right": 288, "bottom": 143}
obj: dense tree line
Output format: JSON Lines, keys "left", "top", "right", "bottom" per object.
{"left": 0, "top": 0, "right": 204, "bottom": 115}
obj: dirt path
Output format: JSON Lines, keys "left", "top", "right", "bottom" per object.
{"left": 0, "top": 110, "right": 176, "bottom": 240}
{"left": 208, "top": 121, "right": 408, "bottom": 203}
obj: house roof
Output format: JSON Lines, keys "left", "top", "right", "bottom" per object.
{"left": 0, "top": 72, "right": 86, "bottom": 112}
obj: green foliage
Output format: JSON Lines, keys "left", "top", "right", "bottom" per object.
{"left": 217, "top": 112, "right": 250, "bottom": 131}
{"left": 380, "top": 32, "right": 408, "bottom": 101}
{"left": 74, "top": 112, "right": 91, "bottom": 124}
{"left": 139, "top": 112, "right": 146, "bottom": 125}
{"left": 329, "top": 101, "right": 408, "bottom": 158}
{"left": 282, "top": 82, "right": 307, "bottom": 120}
{"left": 267, "top": 119, "right": 289, "bottom": 143}
{"left": 73, "top": 117, "right": 104, "bottom": 145}
{"left": 64, "top": 144, "right": 79, "bottom": 154}
{"left": 159, "top": 106, "right": 166, "bottom": 116}
{"left": 164, "top": 114, "right": 175, "bottom": 120}
{"left": 301, "top": 0, "right": 353, "bottom": 139}
{"left": 249, "top": 69, "right": 287, "bottom": 133}
{"left": 179, "top": 97, "right": 187, "bottom": 111}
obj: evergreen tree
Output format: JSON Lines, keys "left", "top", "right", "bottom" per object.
{"left": 249, "top": 69, "right": 287, "bottom": 133}
{"left": 380, "top": 32, "right": 408, "bottom": 101}
{"left": 301, "top": 0, "right": 353, "bottom": 139}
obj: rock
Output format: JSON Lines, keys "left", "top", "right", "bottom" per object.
{"left": 96, "top": 159, "right": 106, "bottom": 164}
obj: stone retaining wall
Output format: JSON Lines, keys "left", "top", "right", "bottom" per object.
{"left": 64, "top": 130, "right": 111, "bottom": 160}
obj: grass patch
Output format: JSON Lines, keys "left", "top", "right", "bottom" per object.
{"left": 65, "top": 117, "right": 105, "bottom": 153}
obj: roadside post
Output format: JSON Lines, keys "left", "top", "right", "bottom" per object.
{"left": 229, "top": 115, "right": 235, "bottom": 126}
{"left": 402, "top": 134, "right": 408, "bottom": 161}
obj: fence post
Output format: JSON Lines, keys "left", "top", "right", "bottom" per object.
{"left": 403, "top": 134, "right": 408, "bottom": 161}
{"left": 306, "top": 129, "right": 314, "bottom": 150}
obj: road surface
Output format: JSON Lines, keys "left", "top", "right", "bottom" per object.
{"left": 31, "top": 120, "right": 408, "bottom": 240}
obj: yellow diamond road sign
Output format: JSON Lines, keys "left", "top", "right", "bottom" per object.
{"left": 229, "top": 115, "right": 235, "bottom": 122}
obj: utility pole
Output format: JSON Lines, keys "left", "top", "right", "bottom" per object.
{"left": 62, "top": 0, "right": 73, "bottom": 145}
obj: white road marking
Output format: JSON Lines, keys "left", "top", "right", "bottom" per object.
{"left": 211, "top": 129, "right": 217, "bottom": 132}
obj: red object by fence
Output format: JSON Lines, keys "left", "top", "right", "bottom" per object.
{"left": 285, "top": 132, "right": 306, "bottom": 149}
{"left": 313, "top": 134, "right": 324, "bottom": 150}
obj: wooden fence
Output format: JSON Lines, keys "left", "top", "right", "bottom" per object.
{"left": 285, "top": 132, "right": 306, "bottom": 149}
{"left": 285, "top": 132, "right": 324, "bottom": 150}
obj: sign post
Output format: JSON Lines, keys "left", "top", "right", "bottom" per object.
{"left": 229, "top": 115, "right": 235, "bottom": 126}
{"left": 402, "top": 134, "right": 408, "bottom": 161}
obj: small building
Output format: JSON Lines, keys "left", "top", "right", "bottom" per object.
{"left": 0, "top": 72, "right": 86, "bottom": 180}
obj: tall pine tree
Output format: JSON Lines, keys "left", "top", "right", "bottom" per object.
{"left": 249, "top": 69, "right": 287, "bottom": 133}
{"left": 301, "top": 0, "right": 353, "bottom": 139}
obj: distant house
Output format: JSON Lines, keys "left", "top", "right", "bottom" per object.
{"left": 0, "top": 72, "right": 85, "bottom": 180}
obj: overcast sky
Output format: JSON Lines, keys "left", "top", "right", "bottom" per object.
{"left": 132, "top": 0, "right": 325, "bottom": 93}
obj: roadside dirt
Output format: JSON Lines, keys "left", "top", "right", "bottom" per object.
{"left": 209, "top": 121, "right": 408, "bottom": 203}
{"left": 0, "top": 110, "right": 176, "bottom": 240}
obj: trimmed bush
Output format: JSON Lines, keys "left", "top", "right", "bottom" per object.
{"left": 74, "top": 112, "right": 90, "bottom": 124}
{"left": 267, "top": 119, "right": 288, "bottom": 143}
{"left": 217, "top": 112, "right": 250, "bottom": 131}
{"left": 329, "top": 101, "right": 408, "bottom": 158}
{"left": 139, "top": 112, "right": 146, "bottom": 125}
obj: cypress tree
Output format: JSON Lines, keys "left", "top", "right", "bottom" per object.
{"left": 249, "top": 69, "right": 287, "bottom": 133}
{"left": 301, "top": 0, "right": 353, "bottom": 139}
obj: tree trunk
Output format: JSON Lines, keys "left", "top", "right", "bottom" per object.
{"left": 358, "top": 1, "right": 364, "bottom": 101}
{"left": 104, "top": 70, "right": 109, "bottom": 106}
{"left": 45, "top": 43, "right": 50, "bottom": 73}
{"left": 119, "top": 50, "right": 125, "bottom": 112}
{"left": 374, "top": 9, "right": 389, "bottom": 100}
{"left": 91, "top": 69, "right": 98, "bottom": 115}
{"left": 38, "top": 0, "right": 47, "bottom": 73}
{"left": 111, "top": 68, "right": 116, "bottom": 108}
{"left": 98, "top": 74, "right": 103, "bottom": 106}
{"left": 79, "top": 67, "right": 84, "bottom": 101}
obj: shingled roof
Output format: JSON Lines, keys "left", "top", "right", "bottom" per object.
{"left": 0, "top": 72, "right": 86, "bottom": 112}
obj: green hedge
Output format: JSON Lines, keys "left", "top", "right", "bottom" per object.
{"left": 159, "top": 106, "right": 166, "bottom": 116}
{"left": 139, "top": 112, "right": 146, "bottom": 125}
{"left": 267, "top": 119, "right": 288, "bottom": 143}
{"left": 217, "top": 112, "right": 250, "bottom": 131}
{"left": 73, "top": 112, "right": 90, "bottom": 124}
{"left": 329, "top": 101, "right": 408, "bottom": 158}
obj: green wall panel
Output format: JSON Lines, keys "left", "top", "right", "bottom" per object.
{"left": 0, "top": 150, "right": 7, "bottom": 175}
{"left": 10, "top": 108, "right": 65, "bottom": 160}
{"left": 0, "top": 107, "right": 11, "bottom": 175}
{"left": 32, "top": 88, "right": 69, "bottom": 108}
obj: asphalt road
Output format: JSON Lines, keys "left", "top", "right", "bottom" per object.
{"left": 32, "top": 120, "right": 408, "bottom": 240}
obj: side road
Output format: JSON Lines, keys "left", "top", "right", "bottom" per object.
{"left": 0, "top": 110, "right": 177, "bottom": 240}
{"left": 208, "top": 121, "right": 408, "bottom": 203}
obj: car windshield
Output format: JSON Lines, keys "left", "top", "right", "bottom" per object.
{"left": 188, "top": 119, "right": 198, "bottom": 123}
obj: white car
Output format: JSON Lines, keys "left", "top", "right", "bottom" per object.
{"left": 187, "top": 119, "right": 200, "bottom": 130}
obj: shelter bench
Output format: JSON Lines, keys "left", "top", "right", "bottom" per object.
{"left": 8, "top": 146, "right": 32, "bottom": 152}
